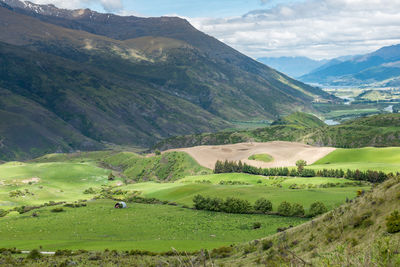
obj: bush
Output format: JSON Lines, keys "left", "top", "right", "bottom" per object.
{"left": 252, "top": 222, "right": 262, "bottom": 229}
{"left": 51, "top": 207, "right": 64, "bottom": 213}
{"left": 223, "top": 197, "right": 251, "bottom": 213}
{"left": 386, "top": 210, "right": 400, "bottom": 233}
{"left": 288, "top": 184, "right": 298, "bottom": 189}
{"left": 83, "top": 187, "right": 96, "bottom": 194}
{"left": 278, "top": 201, "right": 292, "bottom": 216}
{"left": 291, "top": 203, "right": 305, "bottom": 217}
{"left": 254, "top": 198, "right": 273, "bottom": 213}
{"left": 309, "top": 202, "right": 327, "bottom": 217}
{"left": 155, "top": 149, "right": 161, "bottom": 156}
{"left": 193, "top": 195, "right": 251, "bottom": 214}
{"left": 27, "top": 249, "right": 42, "bottom": 260}
{"left": 261, "top": 240, "right": 273, "bottom": 250}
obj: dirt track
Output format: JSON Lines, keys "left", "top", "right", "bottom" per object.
{"left": 169, "top": 141, "right": 336, "bottom": 169}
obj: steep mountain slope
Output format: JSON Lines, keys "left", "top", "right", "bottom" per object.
{"left": 0, "top": 1, "right": 334, "bottom": 160}
{"left": 300, "top": 44, "right": 400, "bottom": 86}
{"left": 257, "top": 56, "right": 327, "bottom": 78}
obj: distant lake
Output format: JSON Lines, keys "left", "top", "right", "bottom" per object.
{"left": 384, "top": 105, "right": 393, "bottom": 113}
{"left": 325, "top": 119, "right": 340, "bottom": 125}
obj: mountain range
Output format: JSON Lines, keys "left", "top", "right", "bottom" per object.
{"left": 0, "top": 0, "right": 334, "bottom": 160}
{"left": 300, "top": 44, "right": 400, "bottom": 86}
{"left": 257, "top": 56, "right": 328, "bottom": 78}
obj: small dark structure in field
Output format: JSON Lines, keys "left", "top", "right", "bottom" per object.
{"left": 114, "top": 202, "right": 127, "bottom": 209}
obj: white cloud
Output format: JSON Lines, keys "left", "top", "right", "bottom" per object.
{"left": 29, "top": 0, "right": 123, "bottom": 12}
{"left": 100, "top": 0, "right": 122, "bottom": 12}
{"left": 189, "top": 0, "right": 400, "bottom": 59}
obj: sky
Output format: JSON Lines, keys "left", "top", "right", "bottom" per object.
{"left": 28, "top": 0, "right": 400, "bottom": 60}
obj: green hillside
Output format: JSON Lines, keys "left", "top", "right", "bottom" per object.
{"left": 212, "top": 175, "right": 400, "bottom": 266}
{"left": 271, "top": 112, "right": 325, "bottom": 128}
{"left": 156, "top": 113, "right": 400, "bottom": 150}
{"left": 102, "top": 151, "right": 211, "bottom": 182}
{"left": 308, "top": 147, "right": 400, "bottom": 173}
{"left": 128, "top": 176, "right": 367, "bottom": 212}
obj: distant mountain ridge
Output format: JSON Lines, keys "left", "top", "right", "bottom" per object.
{"left": 0, "top": 0, "right": 334, "bottom": 160}
{"left": 300, "top": 44, "right": 400, "bottom": 86}
{"left": 257, "top": 56, "right": 328, "bottom": 78}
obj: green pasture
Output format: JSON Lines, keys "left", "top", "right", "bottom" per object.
{"left": 128, "top": 174, "right": 368, "bottom": 211}
{"left": 0, "top": 199, "right": 306, "bottom": 252}
{"left": 0, "top": 161, "right": 114, "bottom": 209}
{"left": 310, "top": 147, "right": 400, "bottom": 172}
{"left": 248, "top": 154, "right": 274, "bottom": 162}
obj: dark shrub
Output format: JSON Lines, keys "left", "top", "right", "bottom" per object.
{"left": 51, "top": 207, "right": 64, "bottom": 213}
{"left": 261, "top": 240, "right": 273, "bottom": 250}
{"left": 193, "top": 195, "right": 207, "bottom": 210}
{"left": 223, "top": 197, "right": 251, "bottom": 213}
{"left": 211, "top": 246, "right": 233, "bottom": 258}
{"left": 252, "top": 222, "right": 262, "bottom": 229}
{"left": 155, "top": 149, "right": 161, "bottom": 156}
{"left": 291, "top": 203, "right": 305, "bottom": 217}
{"left": 386, "top": 210, "right": 400, "bottom": 233}
{"left": 254, "top": 198, "right": 273, "bottom": 213}
{"left": 27, "top": 249, "right": 41, "bottom": 260}
{"left": 206, "top": 197, "right": 224, "bottom": 212}
{"left": 309, "top": 202, "right": 327, "bottom": 217}
{"left": 278, "top": 201, "right": 292, "bottom": 216}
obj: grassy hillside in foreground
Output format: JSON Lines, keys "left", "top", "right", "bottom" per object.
{"left": 0, "top": 199, "right": 306, "bottom": 252}
{"left": 155, "top": 113, "right": 400, "bottom": 150}
{"left": 213, "top": 176, "right": 400, "bottom": 266}
{"left": 309, "top": 147, "right": 400, "bottom": 172}
{"left": 3, "top": 177, "right": 399, "bottom": 266}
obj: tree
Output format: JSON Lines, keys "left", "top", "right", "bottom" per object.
{"left": 296, "top": 159, "right": 307, "bottom": 173}
{"left": 155, "top": 149, "right": 161, "bottom": 156}
{"left": 278, "top": 201, "right": 292, "bottom": 216}
{"left": 193, "top": 194, "right": 207, "bottom": 210}
{"left": 223, "top": 197, "right": 251, "bottom": 213}
{"left": 291, "top": 203, "right": 305, "bottom": 217}
{"left": 254, "top": 198, "right": 273, "bottom": 213}
{"left": 309, "top": 201, "right": 327, "bottom": 217}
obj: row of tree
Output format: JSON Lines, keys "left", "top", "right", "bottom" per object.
{"left": 193, "top": 195, "right": 327, "bottom": 217}
{"left": 214, "top": 160, "right": 393, "bottom": 183}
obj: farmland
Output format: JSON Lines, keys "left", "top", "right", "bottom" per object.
{"left": 1, "top": 144, "right": 399, "bottom": 253}
{"left": 309, "top": 147, "right": 400, "bottom": 172}
{"left": 0, "top": 199, "right": 306, "bottom": 252}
